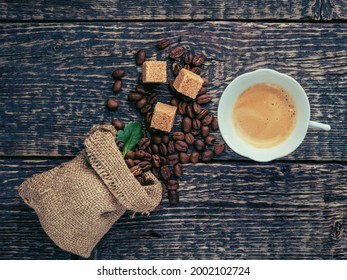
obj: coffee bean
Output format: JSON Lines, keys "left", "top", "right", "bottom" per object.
{"left": 192, "top": 119, "right": 201, "bottom": 130}
{"left": 186, "top": 104, "right": 195, "bottom": 119}
{"left": 160, "top": 165, "right": 171, "bottom": 180}
{"left": 151, "top": 143, "right": 159, "bottom": 154}
{"left": 202, "top": 114, "right": 213, "bottom": 126}
{"left": 147, "top": 93, "right": 158, "bottom": 105}
{"left": 133, "top": 159, "right": 141, "bottom": 165}
{"left": 112, "top": 69, "right": 125, "bottom": 79}
{"left": 170, "top": 97, "right": 179, "bottom": 107}
{"left": 111, "top": 119, "right": 124, "bottom": 131}
{"left": 201, "top": 150, "right": 214, "bottom": 162}
{"left": 143, "top": 152, "right": 152, "bottom": 162}
{"left": 168, "top": 190, "right": 179, "bottom": 205}
{"left": 135, "top": 150, "right": 146, "bottom": 159}
{"left": 136, "top": 49, "right": 146, "bottom": 65}
{"left": 112, "top": 80, "right": 122, "bottom": 93}
{"left": 140, "top": 103, "right": 152, "bottom": 114}
{"left": 136, "top": 98, "right": 147, "bottom": 110}
{"left": 172, "top": 62, "right": 182, "bottom": 76}
{"left": 138, "top": 137, "right": 151, "bottom": 150}
{"left": 202, "top": 77, "right": 209, "bottom": 86}
{"left": 168, "top": 140, "right": 175, "bottom": 154}
{"left": 194, "top": 139, "right": 205, "bottom": 151}
{"left": 184, "top": 133, "right": 195, "bottom": 145}
{"left": 125, "top": 158, "right": 134, "bottom": 168}
{"left": 196, "top": 108, "right": 209, "bottom": 120}
{"left": 197, "top": 94, "right": 211, "bottom": 105}
{"left": 168, "top": 80, "right": 177, "bottom": 94}
{"left": 190, "top": 151, "right": 199, "bottom": 163}
{"left": 173, "top": 132, "right": 185, "bottom": 141}
{"left": 125, "top": 150, "right": 135, "bottom": 159}
{"left": 128, "top": 92, "right": 143, "bottom": 102}
{"left": 167, "top": 179, "right": 179, "bottom": 190}
{"left": 136, "top": 84, "right": 150, "bottom": 95}
{"left": 192, "top": 53, "right": 205, "bottom": 66}
{"left": 198, "top": 86, "right": 207, "bottom": 95}
{"left": 169, "top": 46, "right": 185, "bottom": 59}
{"left": 201, "top": 125, "right": 210, "bottom": 137}
{"left": 144, "top": 176, "right": 154, "bottom": 186}
{"left": 139, "top": 161, "right": 152, "bottom": 172}
{"left": 151, "top": 134, "right": 162, "bottom": 144}
{"left": 162, "top": 135, "right": 169, "bottom": 144}
{"left": 159, "top": 143, "right": 168, "bottom": 156}
{"left": 175, "top": 140, "right": 188, "bottom": 152}
{"left": 192, "top": 102, "right": 201, "bottom": 114}
{"left": 152, "top": 154, "right": 161, "bottom": 168}
{"left": 106, "top": 98, "right": 119, "bottom": 111}
{"left": 153, "top": 168, "right": 161, "bottom": 180}
{"left": 161, "top": 182, "right": 167, "bottom": 195}
{"left": 184, "top": 51, "right": 193, "bottom": 64}
{"left": 205, "top": 136, "right": 216, "bottom": 145}
{"left": 157, "top": 38, "right": 170, "bottom": 50}
{"left": 182, "top": 117, "right": 192, "bottom": 133}
{"left": 190, "top": 67, "right": 201, "bottom": 75}
{"left": 167, "top": 154, "right": 179, "bottom": 165}
{"left": 178, "top": 101, "right": 188, "bottom": 115}
{"left": 159, "top": 155, "right": 167, "bottom": 165}
{"left": 173, "top": 164, "right": 183, "bottom": 177}
{"left": 179, "top": 152, "right": 190, "bottom": 164}
{"left": 211, "top": 116, "right": 219, "bottom": 130}
{"left": 130, "top": 165, "right": 142, "bottom": 177}
{"left": 145, "top": 112, "right": 153, "bottom": 125}
{"left": 136, "top": 175, "right": 145, "bottom": 185}
{"left": 191, "top": 129, "right": 200, "bottom": 136}
{"left": 183, "top": 64, "right": 190, "bottom": 70}
{"left": 146, "top": 146, "right": 152, "bottom": 154}
{"left": 214, "top": 142, "right": 225, "bottom": 155}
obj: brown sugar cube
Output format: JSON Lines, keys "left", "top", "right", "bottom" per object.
{"left": 151, "top": 102, "right": 177, "bottom": 133}
{"left": 142, "top": 61, "right": 167, "bottom": 83}
{"left": 173, "top": 68, "right": 204, "bottom": 99}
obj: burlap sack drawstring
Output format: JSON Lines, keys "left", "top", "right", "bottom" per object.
{"left": 18, "top": 124, "right": 162, "bottom": 258}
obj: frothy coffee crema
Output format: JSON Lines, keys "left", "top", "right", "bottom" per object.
{"left": 233, "top": 83, "right": 297, "bottom": 148}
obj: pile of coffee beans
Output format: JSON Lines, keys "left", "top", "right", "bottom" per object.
{"left": 108, "top": 39, "right": 225, "bottom": 205}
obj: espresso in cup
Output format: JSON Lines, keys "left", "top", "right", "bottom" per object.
{"left": 233, "top": 83, "right": 297, "bottom": 148}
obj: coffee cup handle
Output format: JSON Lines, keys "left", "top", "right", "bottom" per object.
{"left": 309, "top": 121, "right": 331, "bottom": 131}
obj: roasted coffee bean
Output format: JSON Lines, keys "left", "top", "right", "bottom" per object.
{"left": 157, "top": 38, "right": 170, "bottom": 50}
{"left": 175, "top": 140, "right": 188, "bottom": 152}
{"left": 202, "top": 77, "right": 209, "bottom": 86}
{"left": 160, "top": 165, "right": 171, "bottom": 180}
{"left": 179, "top": 152, "right": 190, "bottom": 164}
{"left": 214, "top": 142, "right": 225, "bottom": 155}
{"left": 151, "top": 134, "right": 162, "bottom": 144}
{"left": 191, "top": 129, "right": 200, "bottom": 136}
{"left": 190, "top": 151, "right": 199, "bottom": 163}
{"left": 144, "top": 152, "right": 152, "bottom": 161}
{"left": 153, "top": 168, "right": 160, "bottom": 179}
{"left": 138, "top": 137, "right": 151, "bottom": 150}
{"left": 183, "top": 64, "right": 190, "bottom": 70}
{"left": 205, "top": 136, "right": 216, "bottom": 145}
{"left": 106, "top": 98, "right": 119, "bottom": 111}
{"left": 172, "top": 62, "right": 182, "bottom": 76}
{"left": 167, "top": 179, "right": 179, "bottom": 190}
{"left": 194, "top": 139, "right": 205, "bottom": 151}
{"left": 151, "top": 143, "right": 159, "bottom": 154}
{"left": 168, "top": 80, "right": 177, "bottom": 94}
{"left": 202, "top": 114, "right": 213, "bottom": 126}
{"left": 112, "top": 69, "right": 125, "bottom": 79}
{"left": 136, "top": 98, "right": 147, "bottom": 110}
{"left": 136, "top": 175, "right": 145, "bottom": 185}
{"left": 140, "top": 103, "right": 152, "bottom": 114}
{"left": 173, "top": 164, "right": 183, "bottom": 178}
{"left": 184, "top": 51, "right": 193, "bottom": 64}
{"left": 128, "top": 92, "right": 143, "bottom": 102}
{"left": 146, "top": 146, "right": 152, "bottom": 154}
{"left": 173, "top": 132, "right": 185, "bottom": 141}
{"left": 190, "top": 67, "right": 201, "bottom": 75}
{"left": 168, "top": 190, "right": 179, "bottom": 205}
{"left": 144, "top": 176, "right": 154, "bottom": 186}
{"left": 160, "top": 135, "right": 168, "bottom": 145}
{"left": 136, "top": 84, "right": 150, "bottom": 95}
{"left": 151, "top": 154, "right": 161, "bottom": 168}
{"left": 145, "top": 112, "right": 153, "bottom": 125}
{"left": 168, "top": 140, "right": 175, "bottom": 154}
{"left": 161, "top": 182, "right": 167, "bottom": 195}
{"left": 147, "top": 93, "right": 158, "bottom": 105}
{"left": 182, "top": 117, "right": 192, "bottom": 133}
{"left": 136, "top": 49, "right": 146, "bottom": 65}
{"left": 192, "top": 102, "right": 201, "bottom": 115}
{"left": 211, "top": 116, "right": 219, "bottom": 130}
{"left": 197, "top": 94, "right": 211, "bottom": 105}
{"left": 130, "top": 165, "right": 142, "bottom": 177}
{"left": 192, "top": 53, "right": 205, "bottom": 66}
{"left": 169, "top": 46, "right": 185, "bottom": 59}
{"left": 159, "top": 143, "right": 168, "bottom": 156}
{"left": 192, "top": 119, "right": 201, "bottom": 130}
{"left": 159, "top": 155, "right": 167, "bottom": 165}
{"left": 134, "top": 150, "right": 146, "bottom": 159}
{"left": 133, "top": 159, "right": 141, "bottom": 165}
{"left": 196, "top": 108, "right": 209, "bottom": 120}
{"left": 111, "top": 119, "right": 124, "bottom": 131}
{"left": 125, "top": 150, "right": 135, "bottom": 159}
{"left": 178, "top": 101, "right": 188, "bottom": 115}
{"left": 185, "top": 133, "right": 195, "bottom": 145}
{"left": 125, "top": 158, "right": 134, "bottom": 168}
{"left": 201, "top": 125, "right": 210, "bottom": 137}
{"left": 167, "top": 154, "right": 179, "bottom": 165}
{"left": 170, "top": 97, "right": 179, "bottom": 107}
{"left": 139, "top": 161, "right": 152, "bottom": 172}
{"left": 201, "top": 150, "right": 214, "bottom": 162}
{"left": 186, "top": 104, "right": 195, "bottom": 119}
{"left": 112, "top": 80, "right": 122, "bottom": 93}
{"left": 198, "top": 86, "right": 207, "bottom": 95}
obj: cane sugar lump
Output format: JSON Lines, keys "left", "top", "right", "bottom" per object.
{"left": 173, "top": 68, "right": 204, "bottom": 99}
{"left": 151, "top": 102, "right": 177, "bottom": 133}
{"left": 142, "top": 61, "right": 167, "bottom": 83}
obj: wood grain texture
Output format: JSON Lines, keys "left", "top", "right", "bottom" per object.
{"left": 0, "top": 159, "right": 346, "bottom": 259}
{"left": 0, "top": 0, "right": 346, "bottom": 21}
{"left": 0, "top": 22, "right": 346, "bottom": 160}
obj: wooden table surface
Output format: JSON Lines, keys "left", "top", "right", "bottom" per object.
{"left": 0, "top": 0, "right": 346, "bottom": 260}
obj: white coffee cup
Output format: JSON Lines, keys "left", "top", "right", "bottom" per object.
{"left": 218, "top": 69, "right": 331, "bottom": 162}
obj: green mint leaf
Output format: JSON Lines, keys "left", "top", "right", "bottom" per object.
{"left": 117, "top": 121, "right": 143, "bottom": 158}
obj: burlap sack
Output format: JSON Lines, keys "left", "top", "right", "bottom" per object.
{"left": 18, "top": 124, "right": 162, "bottom": 258}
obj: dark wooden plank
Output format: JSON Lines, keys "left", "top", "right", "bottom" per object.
{"left": 0, "top": 0, "right": 346, "bottom": 21}
{"left": 1, "top": 159, "right": 346, "bottom": 259}
{"left": 0, "top": 22, "right": 346, "bottom": 160}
